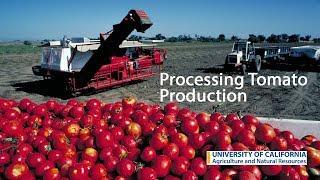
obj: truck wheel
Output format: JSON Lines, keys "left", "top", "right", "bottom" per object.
{"left": 252, "top": 55, "right": 261, "bottom": 72}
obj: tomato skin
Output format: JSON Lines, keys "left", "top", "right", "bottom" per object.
{"left": 228, "top": 120, "right": 245, "bottom": 139}
{"left": 141, "top": 146, "right": 156, "bottom": 162}
{"left": 126, "top": 122, "right": 142, "bottom": 138}
{"left": 180, "top": 145, "right": 195, "bottom": 159}
{"left": 171, "top": 133, "right": 188, "bottom": 148}
{"left": 255, "top": 124, "right": 276, "bottom": 143}
{"left": 238, "top": 171, "right": 257, "bottom": 180}
{"left": 205, "top": 121, "right": 220, "bottom": 136}
{"left": 182, "top": 170, "right": 198, "bottom": 180}
{"left": 110, "top": 126, "right": 125, "bottom": 141}
{"left": 189, "top": 133, "right": 206, "bottom": 149}
{"left": 210, "top": 112, "right": 224, "bottom": 122}
{"left": 35, "top": 160, "right": 55, "bottom": 176}
{"left": 181, "top": 118, "right": 199, "bottom": 134}
{"left": 149, "top": 133, "right": 169, "bottom": 150}
{"left": 0, "top": 152, "right": 10, "bottom": 166}
{"left": 5, "top": 162, "right": 29, "bottom": 180}
{"left": 225, "top": 113, "right": 240, "bottom": 122}
{"left": 260, "top": 165, "right": 282, "bottom": 176}
{"left": 190, "top": 157, "right": 207, "bottom": 176}
{"left": 11, "top": 154, "right": 26, "bottom": 163}
{"left": 137, "top": 167, "right": 157, "bottom": 180}
{"left": 43, "top": 168, "right": 61, "bottom": 180}
{"left": 163, "top": 114, "right": 177, "bottom": 127}
{"left": 69, "top": 163, "right": 90, "bottom": 180}
{"left": 270, "top": 137, "right": 288, "bottom": 151}
{"left": 241, "top": 114, "right": 259, "bottom": 126}
{"left": 116, "top": 159, "right": 136, "bottom": 178}
{"left": 95, "top": 131, "right": 115, "bottom": 149}
{"left": 2, "top": 120, "right": 23, "bottom": 136}
{"left": 204, "top": 168, "right": 222, "bottom": 180}
{"left": 237, "top": 129, "right": 256, "bottom": 147}
{"left": 82, "top": 147, "right": 98, "bottom": 163}
{"left": 27, "top": 152, "right": 46, "bottom": 168}
{"left": 103, "top": 155, "right": 119, "bottom": 172}
{"left": 163, "top": 143, "right": 179, "bottom": 159}
{"left": 90, "top": 163, "right": 107, "bottom": 180}
{"left": 164, "top": 102, "right": 179, "bottom": 115}
{"left": 151, "top": 155, "right": 172, "bottom": 177}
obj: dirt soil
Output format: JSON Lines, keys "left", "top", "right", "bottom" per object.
{"left": 1, "top": 42, "right": 320, "bottom": 120}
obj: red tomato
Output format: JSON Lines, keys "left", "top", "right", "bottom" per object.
{"left": 103, "top": 155, "right": 119, "bottom": 172}
{"left": 238, "top": 171, "right": 257, "bottom": 180}
{"left": 137, "top": 167, "right": 157, "bottom": 180}
{"left": 260, "top": 165, "right": 282, "bottom": 176}
{"left": 190, "top": 157, "right": 207, "bottom": 176}
{"left": 225, "top": 113, "right": 240, "bottom": 122}
{"left": 228, "top": 120, "right": 245, "bottom": 139}
{"left": 82, "top": 147, "right": 98, "bottom": 163}
{"left": 48, "top": 150, "right": 62, "bottom": 163}
{"left": 181, "top": 118, "right": 199, "bottom": 134}
{"left": 5, "top": 162, "right": 29, "bottom": 180}
{"left": 241, "top": 114, "right": 259, "bottom": 126}
{"left": 270, "top": 137, "right": 288, "bottom": 151}
{"left": 205, "top": 121, "right": 220, "bottom": 135}
{"left": 237, "top": 129, "right": 256, "bottom": 147}
{"left": 171, "top": 156, "right": 190, "bottom": 176}
{"left": 116, "top": 159, "right": 136, "bottom": 178}
{"left": 163, "top": 143, "right": 180, "bottom": 159}
{"left": 180, "top": 145, "right": 195, "bottom": 159}
{"left": 95, "top": 131, "right": 114, "bottom": 149}
{"left": 182, "top": 170, "right": 198, "bottom": 180}
{"left": 151, "top": 155, "right": 171, "bottom": 177}
{"left": 255, "top": 124, "right": 276, "bottom": 143}
{"left": 69, "top": 163, "right": 89, "bottom": 180}
{"left": 35, "top": 160, "right": 55, "bottom": 176}
{"left": 204, "top": 168, "right": 222, "bottom": 180}
{"left": 43, "top": 168, "right": 61, "bottom": 180}
{"left": 141, "top": 146, "right": 157, "bottom": 162}
{"left": 210, "top": 112, "right": 224, "bottom": 122}
{"left": 282, "top": 131, "right": 295, "bottom": 144}
{"left": 149, "top": 133, "right": 169, "bottom": 150}
{"left": 0, "top": 152, "right": 10, "bottom": 166}
{"left": 27, "top": 153, "right": 46, "bottom": 168}
{"left": 126, "top": 122, "right": 142, "bottom": 138}
{"left": 90, "top": 163, "right": 107, "bottom": 180}
{"left": 171, "top": 133, "right": 188, "bottom": 148}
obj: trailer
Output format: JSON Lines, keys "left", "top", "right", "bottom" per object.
{"left": 32, "top": 10, "right": 167, "bottom": 96}
{"left": 288, "top": 46, "right": 320, "bottom": 64}
{"left": 255, "top": 46, "right": 290, "bottom": 61}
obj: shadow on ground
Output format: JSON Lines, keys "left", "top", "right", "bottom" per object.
{"left": 262, "top": 63, "right": 320, "bottom": 73}
{"left": 12, "top": 79, "right": 146, "bottom": 100}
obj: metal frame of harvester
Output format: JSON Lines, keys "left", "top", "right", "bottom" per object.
{"left": 32, "top": 10, "right": 167, "bottom": 96}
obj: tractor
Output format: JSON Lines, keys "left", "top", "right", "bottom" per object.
{"left": 224, "top": 40, "right": 261, "bottom": 74}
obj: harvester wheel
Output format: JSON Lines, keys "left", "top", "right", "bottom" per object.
{"left": 252, "top": 55, "right": 261, "bottom": 72}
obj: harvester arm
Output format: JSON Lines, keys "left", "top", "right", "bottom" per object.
{"left": 79, "top": 10, "right": 152, "bottom": 83}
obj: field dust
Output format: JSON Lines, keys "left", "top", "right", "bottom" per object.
{"left": 1, "top": 42, "right": 320, "bottom": 120}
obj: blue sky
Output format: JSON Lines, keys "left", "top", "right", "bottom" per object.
{"left": 0, "top": 0, "right": 319, "bottom": 40}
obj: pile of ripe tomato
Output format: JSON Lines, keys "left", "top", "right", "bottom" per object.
{"left": 0, "top": 97, "right": 319, "bottom": 179}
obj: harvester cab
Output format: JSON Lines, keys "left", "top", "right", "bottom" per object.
{"left": 224, "top": 40, "right": 261, "bottom": 74}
